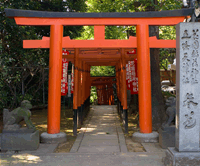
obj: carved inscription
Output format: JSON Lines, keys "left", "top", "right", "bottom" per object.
{"left": 181, "top": 29, "right": 200, "bottom": 84}
{"left": 182, "top": 41, "right": 190, "bottom": 50}
{"left": 182, "top": 93, "right": 198, "bottom": 129}
{"left": 183, "top": 93, "right": 198, "bottom": 109}
{"left": 183, "top": 111, "right": 196, "bottom": 129}
{"left": 182, "top": 30, "right": 191, "bottom": 39}
{"left": 192, "top": 29, "right": 199, "bottom": 40}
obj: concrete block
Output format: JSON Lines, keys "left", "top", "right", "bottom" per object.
{"left": 158, "top": 126, "right": 175, "bottom": 149}
{"left": 78, "top": 146, "right": 120, "bottom": 153}
{"left": 1, "top": 130, "right": 39, "bottom": 151}
{"left": 81, "top": 139, "right": 119, "bottom": 146}
{"left": 163, "top": 147, "right": 200, "bottom": 166}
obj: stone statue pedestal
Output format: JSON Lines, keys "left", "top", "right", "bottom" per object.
{"left": 163, "top": 147, "right": 200, "bottom": 166}
{"left": 1, "top": 129, "right": 39, "bottom": 151}
{"left": 158, "top": 125, "right": 175, "bottom": 149}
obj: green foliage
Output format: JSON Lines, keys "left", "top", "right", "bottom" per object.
{"left": 90, "top": 66, "right": 115, "bottom": 77}
{"left": 1, "top": 0, "right": 186, "bottom": 109}
{"left": 90, "top": 86, "right": 97, "bottom": 103}
{"left": 84, "top": 0, "right": 183, "bottom": 103}
{"left": 159, "top": 26, "right": 176, "bottom": 69}
{"left": 0, "top": 0, "right": 86, "bottom": 110}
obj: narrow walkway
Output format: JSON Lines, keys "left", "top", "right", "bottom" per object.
{"left": 0, "top": 105, "right": 166, "bottom": 166}
{"left": 70, "top": 105, "right": 128, "bottom": 153}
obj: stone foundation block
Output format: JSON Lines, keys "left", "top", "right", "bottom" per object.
{"left": 163, "top": 147, "right": 200, "bottom": 166}
{"left": 158, "top": 126, "right": 175, "bottom": 149}
{"left": 1, "top": 130, "right": 39, "bottom": 151}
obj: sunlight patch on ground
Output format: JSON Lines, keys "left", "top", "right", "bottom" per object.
{"left": 82, "top": 128, "right": 96, "bottom": 132}
{"left": 11, "top": 154, "right": 42, "bottom": 163}
{"left": 128, "top": 124, "right": 137, "bottom": 127}
{"left": 90, "top": 132, "right": 109, "bottom": 135}
{"left": 65, "top": 129, "right": 80, "bottom": 132}
{"left": 138, "top": 154, "right": 148, "bottom": 157}
{"left": 37, "top": 124, "right": 47, "bottom": 128}
{"left": 67, "top": 118, "right": 73, "bottom": 120}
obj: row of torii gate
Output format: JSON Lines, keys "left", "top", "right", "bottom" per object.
{"left": 90, "top": 76, "right": 116, "bottom": 105}
{"left": 5, "top": 8, "right": 193, "bottom": 137}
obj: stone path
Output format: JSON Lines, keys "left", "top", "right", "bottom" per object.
{"left": 70, "top": 105, "right": 128, "bottom": 153}
{"left": 0, "top": 105, "right": 166, "bottom": 166}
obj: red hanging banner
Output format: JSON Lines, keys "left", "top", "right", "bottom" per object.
{"left": 126, "top": 62, "right": 131, "bottom": 90}
{"left": 127, "top": 48, "right": 137, "bottom": 55}
{"left": 61, "top": 49, "right": 69, "bottom": 96}
{"left": 130, "top": 59, "right": 138, "bottom": 94}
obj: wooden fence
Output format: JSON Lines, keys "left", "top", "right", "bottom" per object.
{"left": 160, "top": 69, "right": 176, "bottom": 85}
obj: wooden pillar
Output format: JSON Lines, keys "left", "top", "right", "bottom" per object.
{"left": 82, "top": 62, "right": 86, "bottom": 120}
{"left": 85, "top": 65, "right": 90, "bottom": 106}
{"left": 85, "top": 64, "right": 88, "bottom": 102}
{"left": 47, "top": 25, "right": 63, "bottom": 134}
{"left": 82, "top": 62, "right": 86, "bottom": 104}
{"left": 88, "top": 66, "right": 91, "bottom": 105}
{"left": 137, "top": 24, "right": 152, "bottom": 133}
{"left": 78, "top": 60, "right": 83, "bottom": 126}
{"left": 115, "top": 65, "right": 119, "bottom": 101}
{"left": 87, "top": 65, "right": 90, "bottom": 99}
{"left": 73, "top": 48, "right": 79, "bottom": 136}
{"left": 116, "top": 64, "right": 120, "bottom": 114}
{"left": 121, "top": 48, "right": 128, "bottom": 133}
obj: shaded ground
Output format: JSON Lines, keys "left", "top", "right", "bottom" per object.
{"left": 0, "top": 105, "right": 146, "bottom": 153}
{"left": 119, "top": 112, "right": 146, "bottom": 152}
{"left": 31, "top": 107, "right": 78, "bottom": 153}
{"left": 0, "top": 107, "right": 77, "bottom": 153}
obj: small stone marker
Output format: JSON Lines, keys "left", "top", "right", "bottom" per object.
{"left": 176, "top": 22, "right": 200, "bottom": 152}
{"left": 164, "top": 22, "right": 200, "bottom": 166}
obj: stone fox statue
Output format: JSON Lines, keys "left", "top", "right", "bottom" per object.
{"left": 162, "top": 97, "right": 176, "bottom": 128}
{"left": 3, "top": 100, "right": 36, "bottom": 130}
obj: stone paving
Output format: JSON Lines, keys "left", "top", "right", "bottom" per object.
{"left": 70, "top": 105, "right": 127, "bottom": 153}
{"left": 0, "top": 105, "right": 166, "bottom": 166}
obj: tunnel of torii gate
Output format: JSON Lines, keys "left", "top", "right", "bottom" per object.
{"left": 5, "top": 8, "right": 193, "bottom": 136}
{"left": 90, "top": 76, "right": 116, "bottom": 105}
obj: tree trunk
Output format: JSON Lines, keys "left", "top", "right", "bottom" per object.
{"left": 149, "top": 26, "right": 166, "bottom": 130}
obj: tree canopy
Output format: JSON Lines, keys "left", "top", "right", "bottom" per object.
{"left": 0, "top": 0, "right": 86, "bottom": 110}
{"left": 0, "top": 0, "right": 189, "bottom": 111}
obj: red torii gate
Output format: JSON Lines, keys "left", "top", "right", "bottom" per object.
{"left": 5, "top": 8, "right": 193, "bottom": 142}
{"left": 91, "top": 77, "right": 116, "bottom": 105}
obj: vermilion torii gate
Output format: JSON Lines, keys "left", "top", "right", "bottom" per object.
{"left": 91, "top": 77, "right": 116, "bottom": 105}
{"left": 5, "top": 8, "right": 193, "bottom": 142}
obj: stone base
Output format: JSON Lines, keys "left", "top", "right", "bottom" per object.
{"left": 40, "top": 132, "right": 67, "bottom": 144}
{"left": 163, "top": 147, "right": 200, "bottom": 166}
{"left": 158, "top": 126, "right": 175, "bottom": 149}
{"left": 3, "top": 128, "right": 36, "bottom": 133}
{"left": 1, "top": 130, "right": 39, "bottom": 151}
{"left": 132, "top": 131, "right": 158, "bottom": 143}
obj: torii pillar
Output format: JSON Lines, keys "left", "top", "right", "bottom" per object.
{"left": 132, "top": 24, "right": 157, "bottom": 142}
{"left": 41, "top": 25, "right": 67, "bottom": 143}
